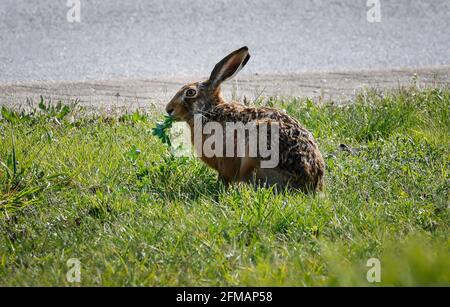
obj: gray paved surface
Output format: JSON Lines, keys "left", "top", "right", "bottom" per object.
{"left": 1, "top": 67, "right": 449, "bottom": 111}
{"left": 0, "top": 0, "right": 449, "bottom": 83}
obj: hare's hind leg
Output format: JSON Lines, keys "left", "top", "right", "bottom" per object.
{"left": 254, "top": 167, "right": 294, "bottom": 189}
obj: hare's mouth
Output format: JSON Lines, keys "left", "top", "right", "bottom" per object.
{"left": 166, "top": 108, "right": 176, "bottom": 118}
{"left": 167, "top": 114, "right": 182, "bottom": 122}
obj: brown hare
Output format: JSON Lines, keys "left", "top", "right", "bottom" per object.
{"left": 165, "top": 46, "right": 325, "bottom": 192}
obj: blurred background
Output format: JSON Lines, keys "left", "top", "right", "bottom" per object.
{"left": 1, "top": 0, "right": 449, "bottom": 83}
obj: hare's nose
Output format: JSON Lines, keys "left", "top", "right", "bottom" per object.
{"left": 166, "top": 107, "right": 174, "bottom": 116}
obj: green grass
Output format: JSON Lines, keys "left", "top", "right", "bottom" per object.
{"left": 0, "top": 86, "right": 449, "bottom": 286}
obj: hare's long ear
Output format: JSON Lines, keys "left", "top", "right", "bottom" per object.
{"left": 208, "top": 46, "right": 250, "bottom": 90}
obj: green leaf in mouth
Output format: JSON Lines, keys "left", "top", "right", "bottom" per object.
{"left": 152, "top": 115, "right": 175, "bottom": 147}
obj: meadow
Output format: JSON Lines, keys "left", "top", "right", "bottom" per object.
{"left": 0, "top": 84, "right": 449, "bottom": 286}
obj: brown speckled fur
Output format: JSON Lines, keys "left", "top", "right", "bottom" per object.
{"left": 165, "top": 47, "right": 325, "bottom": 192}
{"left": 207, "top": 102, "right": 325, "bottom": 191}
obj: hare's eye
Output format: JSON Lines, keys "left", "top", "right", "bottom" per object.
{"left": 185, "top": 89, "right": 197, "bottom": 97}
